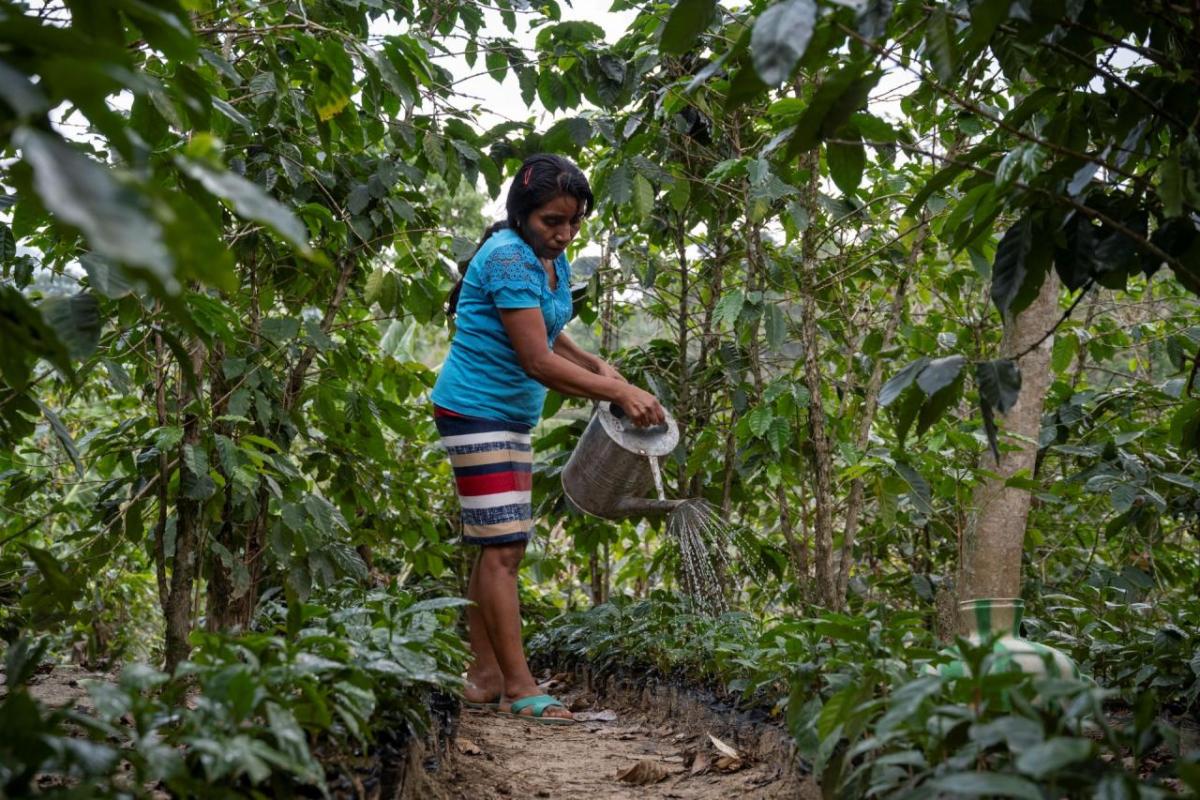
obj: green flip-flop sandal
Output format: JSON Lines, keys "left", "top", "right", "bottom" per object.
{"left": 503, "top": 694, "right": 575, "bottom": 725}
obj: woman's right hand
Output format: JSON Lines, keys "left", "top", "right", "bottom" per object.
{"left": 615, "top": 385, "right": 666, "bottom": 428}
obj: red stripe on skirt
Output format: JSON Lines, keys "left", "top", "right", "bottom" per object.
{"left": 455, "top": 471, "right": 533, "bottom": 496}
{"left": 434, "top": 405, "right": 470, "bottom": 419}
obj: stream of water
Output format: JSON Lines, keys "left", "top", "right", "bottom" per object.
{"left": 648, "top": 457, "right": 768, "bottom": 615}
{"left": 649, "top": 455, "right": 666, "bottom": 501}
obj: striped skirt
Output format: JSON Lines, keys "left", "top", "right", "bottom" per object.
{"left": 434, "top": 406, "right": 533, "bottom": 545}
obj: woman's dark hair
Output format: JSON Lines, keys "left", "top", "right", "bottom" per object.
{"left": 446, "top": 153, "right": 594, "bottom": 317}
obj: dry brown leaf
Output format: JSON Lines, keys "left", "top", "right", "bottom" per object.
{"left": 715, "top": 755, "right": 747, "bottom": 773}
{"left": 574, "top": 708, "right": 618, "bottom": 723}
{"left": 569, "top": 695, "right": 593, "bottom": 712}
{"left": 455, "top": 738, "right": 482, "bottom": 756}
{"left": 617, "top": 760, "right": 671, "bottom": 785}
{"left": 690, "top": 752, "right": 710, "bottom": 776}
{"left": 708, "top": 733, "right": 740, "bottom": 759}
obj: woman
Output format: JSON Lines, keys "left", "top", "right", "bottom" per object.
{"left": 431, "top": 154, "right": 664, "bottom": 723}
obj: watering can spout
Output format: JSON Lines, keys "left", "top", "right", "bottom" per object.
{"left": 615, "top": 497, "right": 684, "bottom": 518}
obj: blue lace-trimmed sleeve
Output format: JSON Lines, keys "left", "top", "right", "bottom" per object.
{"left": 480, "top": 242, "right": 543, "bottom": 309}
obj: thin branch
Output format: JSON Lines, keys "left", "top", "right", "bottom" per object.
{"left": 1013, "top": 280, "right": 1095, "bottom": 362}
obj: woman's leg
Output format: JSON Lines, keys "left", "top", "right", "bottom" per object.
{"left": 464, "top": 550, "right": 504, "bottom": 703}
{"left": 475, "top": 540, "right": 572, "bottom": 720}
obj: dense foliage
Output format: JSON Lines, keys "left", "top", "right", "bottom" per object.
{"left": 530, "top": 593, "right": 1200, "bottom": 795}
{"left": 1, "top": 0, "right": 1198, "bottom": 796}
{"left": 1, "top": 582, "right": 467, "bottom": 797}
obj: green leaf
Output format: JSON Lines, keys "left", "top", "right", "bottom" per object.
{"left": 879, "top": 357, "right": 930, "bottom": 407}
{"left": 990, "top": 215, "right": 1039, "bottom": 318}
{"left": 660, "top": 0, "right": 718, "bottom": 55}
{"left": 79, "top": 253, "right": 137, "bottom": 299}
{"left": 976, "top": 359, "right": 1022, "bottom": 413}
{"left": 817, "top": 684, "right": 863, "bottom": 741}
{"left": 714, "top": 290, "right": 746, "bottom": 328}
{"left": 40, "top": 292, "right": 101, "bottom": 359}
{"left": 764, "top": 303, "right": 787, "bottom": 350}
{"left": 35, "top": 399, "right": 82, "bottom": 476}
{"left": 423, "top": 130, "right": 447, "bottom": 173}
{"left": 894, "top": 462, "right": 933, "bottom": 517}
{"left": 25, "top": 546, "right": 82, "bottom": 611}
{"left": 517, "top": 66, "right": 538, "bottom": 107}
{"left": 632, "top": 173, "right": 654, "bottom": 220}
{"left": 607, "top": 162, "right": 633, "bottom": 205}
{"left": 182, "top": 443, "right": 216, "bottom": 501}
{"left": 787, "top": 64, "right": 880, "bottom": 156}
{"left": 980, "top": 395, "right": 1001, "bottom": 462}
{"left": 4, "top": 637, "right": 49, "bottom": 688}
{"left": 1169, "top": 400, "right": 1200, "bottom": 452}
{"left": 0, "top": 60, "right": 49, "bottom": 119}
{"left": 767, "top": 417, "right": 792, "bottom": 454}
{"left": 177, "top": 159, "right": 312, "bottom": 255}
{"left": 1161, "top": 154, "right": 1184, "bottom": 218}
{"left": 260, "top": 317, "right": 300, "bottom": 342}
{"left": 929, "top": 772, "right": 1041, "bottom": 800}
{"left": 402, "top": 597, "right": 472, "bottom": 615}
{"left": 364, "top": 269, "right": 386, "bottom": 307}
{"left": 313, "top": 38, "right": 353, "bottom": 121}
{"left": 1054, "top": 213, "right": 1096, "bottom": 291}
{"left": 748, "top": 405, "right": 775, "bottom": 437}
{"left": 925, "top": 8, "right": 958, "bottom": 83}
{"left": 0, "top": 222, "right": 15, "bottom": 262}
{"left": 750, "top": 0, "right": 817, "bottom": 87}
{"left": 304, "top": 494, "right": 348, "bottom": 537}
{"left": 893, "top": 384, "right": 924, "bottom": 444}
{"left": 917, "top": 375, "right": 963, "bottom": 438}
{"left": 1050, "top": 332, "right": 1078, "bottom": 372}
{"left": 916, "top": 355, "right": 966, "bottom": 396}
{"left": 15, "top": 127, "right": 172, "bottom": 280}
{"left": 827, "top": 136, "right": 865, "bottom": 195}
{"left": 857, "top": 0, "right": 894, "bottom": 39}
{"left": 485, "top": 46, "right": 507, "bottom": 81}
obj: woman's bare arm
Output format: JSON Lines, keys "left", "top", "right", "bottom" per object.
{"left": 501, "top": 308, "right": 663, "bottom": 426}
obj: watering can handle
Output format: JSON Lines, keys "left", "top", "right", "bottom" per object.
{"left": 609, "top": 402, "right": 669, "bottom": 434}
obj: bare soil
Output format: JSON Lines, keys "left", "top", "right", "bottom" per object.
{"left": 2, "top": 663, "right": 108, "bottom": 711}
{"left": 429, "top": 680, "right": 810, "bottom": 800}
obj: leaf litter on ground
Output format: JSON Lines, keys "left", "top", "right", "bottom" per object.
{"left": 707, "top": 732, "right": 748, "bottom": 772}
{"left": 616, "top": 759, "right": 672, "bottom": 785}
{"left": 455, "top": 737, "right": 482, "bottom": 756}
{"left": 573, "top": 708, "right": 618, "bottom": 722}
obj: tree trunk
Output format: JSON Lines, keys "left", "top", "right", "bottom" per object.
{"left": 205, "top": 340, "right": 239, "bottom": 632}
{"left": 794, "top": 153, "right": 838, "bottom": 606}
{"left": 163, "top": 340, "right": 207, "bottom": 673}
{"left": 219, "top": 255, "right": 356, "bottom": 627}
{"left": 835, "top": 216, "right": 925, "bottom": 606}
{"left": 958, "top": 272, "right": 1061, "bottom": 603}
{"left": 152, "top": 323, "right": 170, "bottom": 614}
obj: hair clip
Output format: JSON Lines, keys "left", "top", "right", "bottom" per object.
{"left": 523, "top": 166, "right": 532, "bottom": 186}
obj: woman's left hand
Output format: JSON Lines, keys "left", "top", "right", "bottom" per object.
{"left": 594, "top": 359, "right": 625, "bottom": 382}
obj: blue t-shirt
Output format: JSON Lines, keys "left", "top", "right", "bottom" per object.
{"left": 431, "top": 228, "right": 573, "bottom": 427}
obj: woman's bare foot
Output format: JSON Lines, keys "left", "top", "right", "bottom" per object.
{"left": 500, "top": 685, "right": 574, "bottom": 720}
{"left": 464, "top": 667, "right": 503, "bottom": 705}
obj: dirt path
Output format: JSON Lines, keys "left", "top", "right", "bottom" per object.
{"left": 431, "top": 687, "right": 799, "bottom": 799}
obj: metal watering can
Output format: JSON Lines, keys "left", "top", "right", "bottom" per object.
{"left": 561, "top": 401, "right": 683, "bottom": 520}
